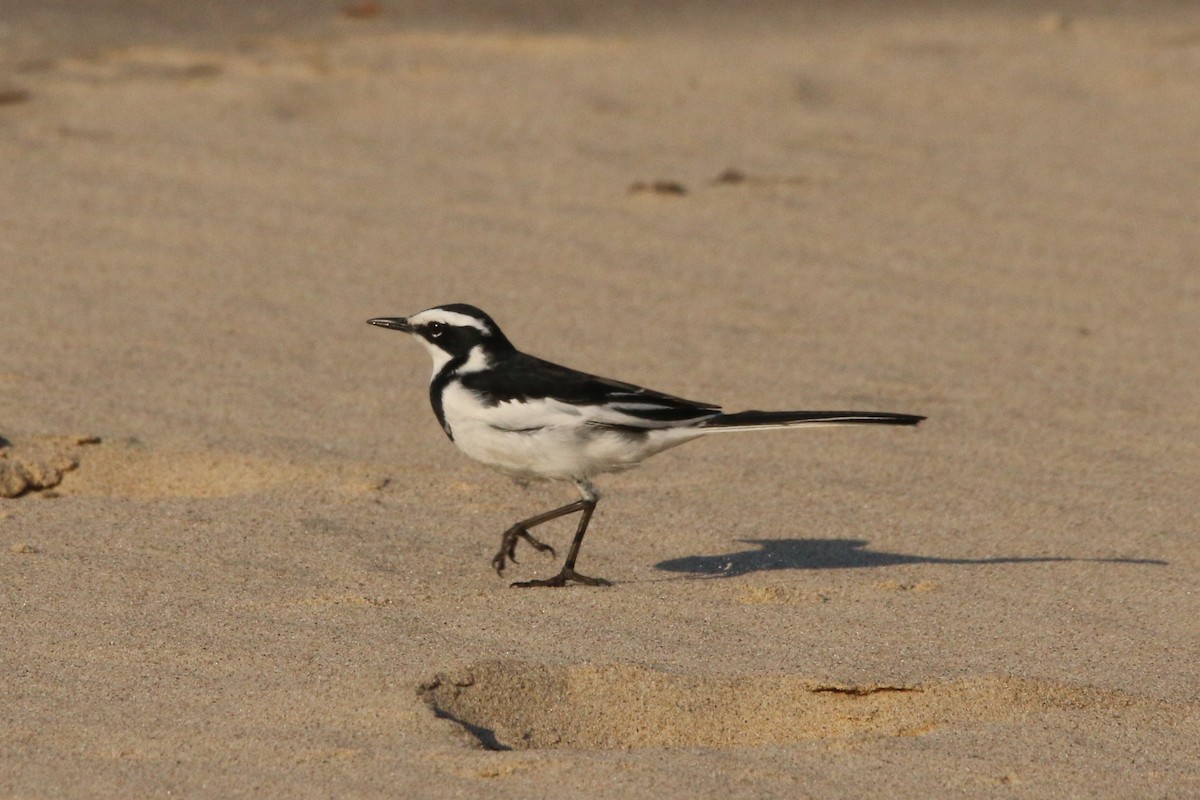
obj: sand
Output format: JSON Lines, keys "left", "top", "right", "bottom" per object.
{"left": 2, "top": 1, "right": 1198, "bottom": 796}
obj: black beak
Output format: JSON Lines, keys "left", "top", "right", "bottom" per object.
{"left": 367, "top": 317, "right": 411, "bottom": 332}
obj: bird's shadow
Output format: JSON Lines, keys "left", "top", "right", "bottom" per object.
{"left": 654, "top": 538, "right": 1167, "bottom": 578}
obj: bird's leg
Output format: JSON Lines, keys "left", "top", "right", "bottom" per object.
{"left": 510, "top": 481, "right": 612, "bottom": 588}
{"left": 490, "top": 501, "right": 588, "bottom": 575}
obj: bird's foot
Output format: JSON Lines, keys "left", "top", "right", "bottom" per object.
{"left": 491, "top": 525, "right": 556, "bottom": 575}
{"left": 510, "top": 568, "right": 613, "bottom": 589}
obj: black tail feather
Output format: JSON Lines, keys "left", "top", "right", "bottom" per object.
{"left": 701, "top": 410, "right": 925, "bottom": 429}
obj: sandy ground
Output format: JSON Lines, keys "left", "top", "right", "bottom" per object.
{"left": 2, "top": 1, "right": 1199, "bottom": 797}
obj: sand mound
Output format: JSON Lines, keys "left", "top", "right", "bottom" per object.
{"left": 419, "top": 661, "right": 1150, "bottom": 751}
{"left": 0, "top": 434, "right": 100, "bottom": 497}
{"left": 54, "top": 438, "right": 309, "bottom": 499}
{"left": 0, "top": 436, "right": 390, "bottom": 500}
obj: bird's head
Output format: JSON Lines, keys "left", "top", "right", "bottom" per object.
{"left": 368, "top": 304, "right": 514, "bottom": 375}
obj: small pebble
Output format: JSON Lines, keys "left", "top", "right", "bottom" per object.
{"left": 628, "top": 180, "right": 688, "bottom": 196}
{"left": 0, "top": 87, "right": 31, "bottom": 106}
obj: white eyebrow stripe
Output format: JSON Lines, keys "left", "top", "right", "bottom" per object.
{"left": 410, "top": 309, "right": 491, "bottom": 333}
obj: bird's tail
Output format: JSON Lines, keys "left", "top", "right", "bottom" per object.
{"left": 698, "top": 410, "right": 925, "bottom": 433}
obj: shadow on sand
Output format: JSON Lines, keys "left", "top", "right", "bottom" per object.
{"left": 654, "top": 538, "right": 1167, "bottom": 579}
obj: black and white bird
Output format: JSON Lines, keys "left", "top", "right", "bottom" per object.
{"left": 368, "top": 304, "right": 924, "bottom": 588}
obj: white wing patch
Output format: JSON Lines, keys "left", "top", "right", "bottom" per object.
{"left": 456, "top": 345, "right": 492, "bottom": 375}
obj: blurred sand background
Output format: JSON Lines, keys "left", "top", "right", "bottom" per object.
{"left": 2, "top": 1, "right": 1199, "bottom": 796}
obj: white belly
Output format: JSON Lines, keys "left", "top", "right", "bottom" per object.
{"left": 440, "top": 383, "right": 700, "bottom": 481}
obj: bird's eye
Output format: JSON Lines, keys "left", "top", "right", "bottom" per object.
{"left": 427, "top": 322, "right": 445, "bottom": 338}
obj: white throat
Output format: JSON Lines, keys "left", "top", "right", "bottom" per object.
{"left": 420, "top": 339, "right": 454, "bottom": 380}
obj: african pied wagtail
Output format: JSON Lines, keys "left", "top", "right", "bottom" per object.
{"left": 368, "top": 304, "right": 924, "bottom": 588}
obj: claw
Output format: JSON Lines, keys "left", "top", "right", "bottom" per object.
{"left": 492, "top": 525, "right": 556, "bottom": 576}
{"left": 518, "top": 530, "right": 555, "bottom": 556}
{"left": 511, "top": 568, "right": 613, "bottom": 588}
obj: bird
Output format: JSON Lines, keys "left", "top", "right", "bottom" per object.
{"left": 368, "top": 303, "right": 924, "bottom": 588}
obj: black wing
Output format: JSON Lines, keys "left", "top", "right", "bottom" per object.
{"left": 460, "top": 352, "right": 720, "bottom": 424}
